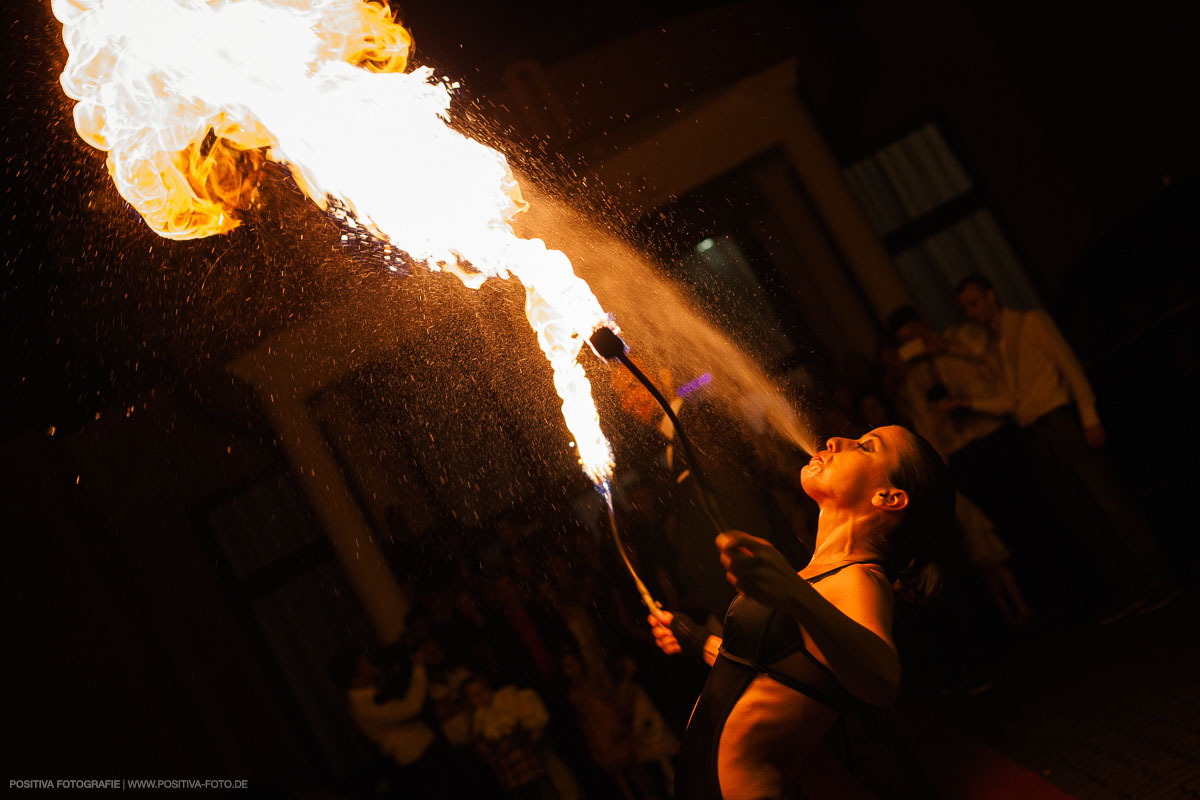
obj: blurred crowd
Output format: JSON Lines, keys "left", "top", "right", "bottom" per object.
{"left": 333, "top": 499, "right": 699, "bottom": 800}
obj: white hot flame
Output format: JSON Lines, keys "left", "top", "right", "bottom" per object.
{"left": 54, "top": 0, "right": 616, "bottom": 487}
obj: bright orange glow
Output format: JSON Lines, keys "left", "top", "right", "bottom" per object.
{"left": 55, "top": 0, "right": 616, "bottom": 486}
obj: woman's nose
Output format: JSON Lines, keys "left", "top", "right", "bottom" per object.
{"left": 826, "top": 437, "right": 846, "bottom": 452}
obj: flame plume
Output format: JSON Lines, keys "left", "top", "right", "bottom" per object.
{"left": 55, "top": 0, "right": 616, "bottom": 487}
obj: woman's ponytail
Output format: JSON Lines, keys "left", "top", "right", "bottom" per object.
{"left": 885, "top": 430, "right": 955, "bottom": 604}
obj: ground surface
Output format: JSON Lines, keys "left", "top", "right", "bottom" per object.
{"left": 928, "top": 587, "right": 1200, "bottom": 799}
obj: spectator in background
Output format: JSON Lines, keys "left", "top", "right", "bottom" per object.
{"left": 610, "top": 653, "right": 680, "bottom": 795}
{"left": 560, "top": 651, "right": 644, "bottom": 800}
{"left": 887, "top": 306, "right": 1053, "bottom": 611}
{"left": 953, "top": 491, "right": 1032, "bottom": 627}
{"left": 625, "top": 482, "right": 686, "bottom": 613}
{"left": 956, "top": 274, "right": 1180, "bottom": 618}
{"left": 452, "top": 583, "right": 519, "bottom": 683}
{"left": 413, "top": 635, "right": 505, "bottom": 795}
{"left": 465, "top": 673, "right": 559, "bottom": 800}
{"left": 537, "top": 570, "right": 610, "bottom": 680}
{"left": 424, "top": 638, "right": 475, "bottom": 748}
{"left": 492, "top": 572, "right": 567, "bottom": 683}
{"left": 340, "top": 645, "right": 454, "bottom": 794}
{"left": 887, "top": 306, "right": 1008, "bottom": 461}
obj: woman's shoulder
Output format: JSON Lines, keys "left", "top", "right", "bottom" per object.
{"left": 811, "top": 563, "right": 895, "bottom": 631}
{"left": 823, "top": 561, "right": 892, "bottom": 591}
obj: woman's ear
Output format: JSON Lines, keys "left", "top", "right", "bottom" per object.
{"left": 871, "top": 488, "right": 909, "bottom": 512}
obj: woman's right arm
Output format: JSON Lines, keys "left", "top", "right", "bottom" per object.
{"left": 649, "top": 611, "right": 721, "bottom": 667}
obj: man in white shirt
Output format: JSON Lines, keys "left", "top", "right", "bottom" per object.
{"left": 888, "top": 306, "right": 1053, "bottom": 616}
{"left": 888, "top": 307, "right": 1010, "bottom": 460}
{"left": 956, "top": 274, "right": 1178, "bottom": 619}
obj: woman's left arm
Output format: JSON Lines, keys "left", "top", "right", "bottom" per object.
{"left": 718, "top": 532, "right": 900, "bottom": 707}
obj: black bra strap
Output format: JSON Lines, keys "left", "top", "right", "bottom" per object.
{"left": 763, "top": 628, "right": 840, "bottom": 684}
{"left": 794, "top": 642, "right": 840, "bottom": 682}
{"left": 727, "top": 560, "right": 883, "bottom": 713}
{"left": 718, "top": 648, "right": 852, "bottom": 712}
{"left": 774, "top": 559, "right": 887, "bottom": 685}
{"left": 804, "top": 559, "right": 886, "bottom": 584}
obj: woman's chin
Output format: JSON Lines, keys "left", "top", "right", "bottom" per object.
{"left": 798, "top": 469, "right": 821, "bottom": 498}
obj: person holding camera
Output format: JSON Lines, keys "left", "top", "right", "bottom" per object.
{"left": 886, "top": 306, "right": 1056, "bottom": 618}
{"left": 887, "top": 308, "right": 1030, "bottom": 518}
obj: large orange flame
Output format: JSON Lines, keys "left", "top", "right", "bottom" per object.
{"left": 55, "top": 0, "right": 616, "bottom": 487}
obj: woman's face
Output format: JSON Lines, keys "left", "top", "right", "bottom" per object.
{"left": 800, "top": 426, "right": 909, "bottom": 509}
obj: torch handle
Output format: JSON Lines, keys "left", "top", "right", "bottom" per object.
{"left": 616, "top": 353, "right": 731, "bottom": 534}
{"left": 605, "top": 502, "right": 662, "bottom": 616}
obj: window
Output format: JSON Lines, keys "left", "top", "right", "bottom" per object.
{"left": 845, "top": 122, "right": 1041, "bottom": 329}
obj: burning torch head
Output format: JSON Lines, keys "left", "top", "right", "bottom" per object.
{"left": 588, "top": 326, "right": 628, "bottom": 362}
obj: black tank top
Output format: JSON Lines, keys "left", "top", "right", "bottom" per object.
{"left": 674, "top": 560, "right": 883, "bottom": 799}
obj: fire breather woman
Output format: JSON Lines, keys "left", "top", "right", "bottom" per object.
{"left": 649, "top": 426, "right": 954, "bottom": 799}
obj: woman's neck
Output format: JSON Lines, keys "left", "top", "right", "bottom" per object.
{"left": 808, "top": 506, "right": 886, "bottom": 568}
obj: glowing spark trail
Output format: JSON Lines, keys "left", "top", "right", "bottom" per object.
{"left": 54, "top": 0, "right": 616, "bottom": 487}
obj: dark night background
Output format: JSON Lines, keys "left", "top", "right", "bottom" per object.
{"left": 3, "top": 0, "right": 1199, "bottom": 796}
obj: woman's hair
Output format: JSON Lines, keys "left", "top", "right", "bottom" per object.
{"left": 883, "top": 429, "right": 956, "bottom": 603}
